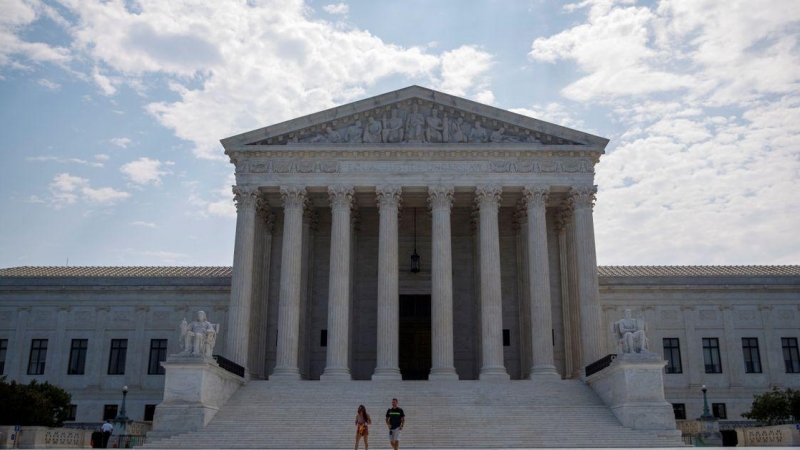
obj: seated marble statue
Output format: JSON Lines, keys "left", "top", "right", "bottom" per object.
{"left": 179, "top": 311, "right": 218, "bottom": 357}
{"left": 613, "top": 309, "right": 648, "bottom": 354}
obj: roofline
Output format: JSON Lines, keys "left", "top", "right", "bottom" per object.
{"left": 220, "top": 85, "right": 610, "bottom": 150}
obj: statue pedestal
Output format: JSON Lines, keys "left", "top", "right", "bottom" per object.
{"left": 586, "top": 353, "right": 681, "bottom": 437}
{"left": 147, "top": 355, "right": 245, "bottom": 441}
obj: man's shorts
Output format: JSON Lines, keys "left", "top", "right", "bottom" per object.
{"left": 389, "top": 428, "right": 401, "bottom": 442}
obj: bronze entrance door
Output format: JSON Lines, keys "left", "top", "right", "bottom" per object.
{"left": 399, "top": 295, "right": 431, "bottom": 380}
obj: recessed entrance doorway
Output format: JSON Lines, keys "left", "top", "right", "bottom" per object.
{"left": 399, "top": 295, "right": 431, "bottom": 380}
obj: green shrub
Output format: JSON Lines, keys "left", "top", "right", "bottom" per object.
{"left": 741, "top": 387, "right": 799, "bottom": 425}
{"left": 0, "top": 376, "right": 72, "bottom": 427}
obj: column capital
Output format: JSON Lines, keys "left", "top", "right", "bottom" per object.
{"left": 303, "top": 204, "right": 319, "bottom": 231}
{"left": 280, "top": 186, "right": 307, "bottom": 210}
{"left": 569, "top": 185, "right": 598, "bottom": 211}
{"left": 522, "top": 185, "right": 550, "bottom": 211}
{"left": 475, "top": 184, "right": 502, "bottom": 210}
{"left": 428, "top": 185, "right": 454, "bottom": 211}
{"left": 257, "top": 203, "right": 276, "bottom": 233}
{"left": 328, "top": 185, "right": 354, "bottom": 211}
{"left": 233, "top": 186, "right": 259, "bottom": 210}
{"left": 512, "top": 198, "right": 527, "bottom": 231}
{"left": 555, "top": 208, "right": 571, "bottom": 232}
{"left": 376, "top": 185, "right": 403, "bottom": 210}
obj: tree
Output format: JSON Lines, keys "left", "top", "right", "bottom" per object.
{"left": 742, "top": 387, "right": 799, "bottom": 425}
{"left": 0, "top": 376, "right": 72, "bottom": 427}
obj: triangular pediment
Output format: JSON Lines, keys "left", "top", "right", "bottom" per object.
{"left": 221, "top": 86, "right": 608, "bottom": 149}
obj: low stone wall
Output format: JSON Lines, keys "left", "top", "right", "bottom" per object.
{"left": 736, "top": 424, "right": 800, "bottom": 447}
{"left": 0, "top": 426, "right": 92, "bottom": 449}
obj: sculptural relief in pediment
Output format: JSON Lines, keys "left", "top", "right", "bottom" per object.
{"left": 247, "top": 99, "right": 581, "bottom": 146}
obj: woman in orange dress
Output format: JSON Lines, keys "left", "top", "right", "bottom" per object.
{"left": 355, "top": 404, "right": 372, "bottom": 450}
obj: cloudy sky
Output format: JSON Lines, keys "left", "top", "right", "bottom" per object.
{"left": 1, "top": 0, "right": 798, "bottom": 268}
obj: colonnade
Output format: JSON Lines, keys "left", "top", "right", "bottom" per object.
{"left": 225, "top": 184, "right": 602, "bottom": 380}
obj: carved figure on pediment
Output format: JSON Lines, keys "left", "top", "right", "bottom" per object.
{"left": 490, "top": 126, "right": 520, "bottom": 143}
{"left": 405, "top": 103, "right": 425, "bottom": 142}
{"left": 363, "top": 117, "right": 383, "bottom": 143}
{"left": 425, "top": 109, "right": 446, "bottom": 143}
{"left": 448, "top": 117, "right": 467, "bottom": 143}
{"left": 468, "top": 120, "right": 488, "bottom": 143}
{"left": 382, "top": 109, "right": 404, "bottom": 143}
{"left": 613, "top": 309, "right": 649, "bottom": 354}
{"left": 325, "top": 126, "right": 344, "bottom": 143}
{"left": 345, "top": 120, "right": 363, "bottom": 143}
{"left": 525, "top": 131, "right": 541, "bottom": 143}
{"left": 179, "top": 310, "right": 218, "bottom": 357}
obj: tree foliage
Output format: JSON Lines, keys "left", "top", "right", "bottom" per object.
{"left": 742, "top": 387, "right": 800, "bottom": 425}
{"left": 0, "top": 376, "right": 72, "bottom": 427}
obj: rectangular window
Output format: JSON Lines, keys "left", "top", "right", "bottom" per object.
{"left": 672, "top": 403, "right": 686, "bottom": 420}
{"left": 144, "top": 405, "right": 157, "bottom": 422}
{"left": 702, "top": 338, "right": 722, "bottom": 373}
{"left": 741, "top": 338, "right": 762, "bottom": 374}
{"left": 782, "top": 337, "right": 800, "bottom": 373}
{"left": 27, "top": 339, "right": 48, "bottom": 375}
{"left": 0, "top": 339, "right": 7, "bottom": 375}
{"left": 66, "top": 404, "right": 77, "bottom": 421}
{"left": 148, "top": 339, "right": 168, "bottom": 375}
{"left": 712, "top": 403, "right": 727, "bottom": 419}
{"left": 108, "top": 339, "right": 127, "bottom": 375}
{"left": 663, "top": 338, "right": 682, "bottom": 374}
{"left": 103, "top": 405, "right": 118, "bottom": 421}
{"left": 68, "top": 339, "right": 88, "bottom": 375}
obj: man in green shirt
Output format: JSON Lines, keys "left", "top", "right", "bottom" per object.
{"left": 385, "top": 398, "right": 405, "bottom": 450}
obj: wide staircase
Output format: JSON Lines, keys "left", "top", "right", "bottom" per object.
{"left": 142, "top": 379, "right": 684, "bottom": 448}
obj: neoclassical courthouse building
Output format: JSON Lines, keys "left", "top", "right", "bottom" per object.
{"left": 1, "top": 87, "right": 798, "bottom": 429}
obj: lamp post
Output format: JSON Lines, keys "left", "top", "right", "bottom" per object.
{"left": 700, "top": 384, "right": 714, "bottom": 420}
{"left": 116, "top": 385, "right": 129, "bottom": 421}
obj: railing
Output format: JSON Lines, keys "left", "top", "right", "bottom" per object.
{"left": 585, "top": 353, "right": 617, "bottom": 377}
{"left": 213, "top": 354, "right": 245, "bottom": 378}
{"left": 113, "top": 434, "right": 146, "bottom": 448}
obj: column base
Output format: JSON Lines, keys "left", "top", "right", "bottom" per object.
{"left": 528, "top": 365, "right": 560, "bottom": 378}
{"left": 372, "top": 367, "right": 402, "bottom": 380}
{"left": 429, "top": 367, "right": 459, "bottom": 381}
{"left": 320, "top": 367, "right": 352, "bottom": 380}
{"left": 479, "top": 366, "right": 510, "bottom": 380}
{"left": 270, "top": 366, "right": 301, "bottom": 380}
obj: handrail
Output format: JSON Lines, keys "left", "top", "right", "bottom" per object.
{"left": 585, "top": 353, "right": 617, "bottom": 377}
{"left": 212, "top": 354, "right": 245, "bottom": 378}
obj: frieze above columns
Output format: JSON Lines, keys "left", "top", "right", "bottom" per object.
{"left": 236, "top": 158, "right": 594, "bottom": 175}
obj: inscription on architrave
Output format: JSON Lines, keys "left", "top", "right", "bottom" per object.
{"left": 239, "top": 159, "right": 593, "bottom": 174}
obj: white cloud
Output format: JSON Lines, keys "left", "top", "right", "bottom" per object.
{"left": 47, "top": 172, "right": 129, "bottom": 209}
{"left": 510, "top": 103, "right": 585, "bottom": 130}
{"left": 0, "top": 0, "right": 71, "bottom": 67}
{"left": 120, "top": 157, "right": 172, "bottom": 186}
{"left": 94, "top": 154, "right": 110, "bottom": 160}
{"left": 27, "top": 155, "right": 104, "bottom": 167}
{"left": 322, "top": 3, "right": 349, "bottom": 15}
{"left": 1, "top": 1, "right": 500, "bottom": 160}
{"left": 131, "top": 221, "right": 156, "bottom": 228}
{"left": 187, "top": 173, "right": 237, "bottom": 219}
{"left": 37, "top": 78, "right": 60, "bottom": 90}
{"left": 109, "top": 137, "right": 131, "bottom": 148}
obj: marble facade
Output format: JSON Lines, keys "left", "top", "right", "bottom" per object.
{"left": 0, "top": 87, "right": 798, "bottom": 426}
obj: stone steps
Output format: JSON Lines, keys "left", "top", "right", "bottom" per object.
{"left": 142, "top": 379, "right": 685, "bottom": 448}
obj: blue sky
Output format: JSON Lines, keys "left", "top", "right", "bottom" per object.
{"left": 1, "top": 0, "right": 798, "bottom": 268}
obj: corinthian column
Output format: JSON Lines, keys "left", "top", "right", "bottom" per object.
{"left": 373, "top": 186, "right": 402, "bottom": 380}
{"left": 321, "top": 186, "right": 355, "bottom": 380}
{"left": 569, "top": 185, "right": 602, "bottom": 369}
{"left": 226, "top": 185, "right": 259, "bottom": 369}
{"left": 428, "top": 186, "right": 458, "bottom": 380}
{"left": 475, "top": 185, "right": 510, "bottom": 380}
{"left": 271, "top": 186, "right": 307, "bottom": 379}
{"left": 523, "top": 185, "right": 558, "bottom": 377}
